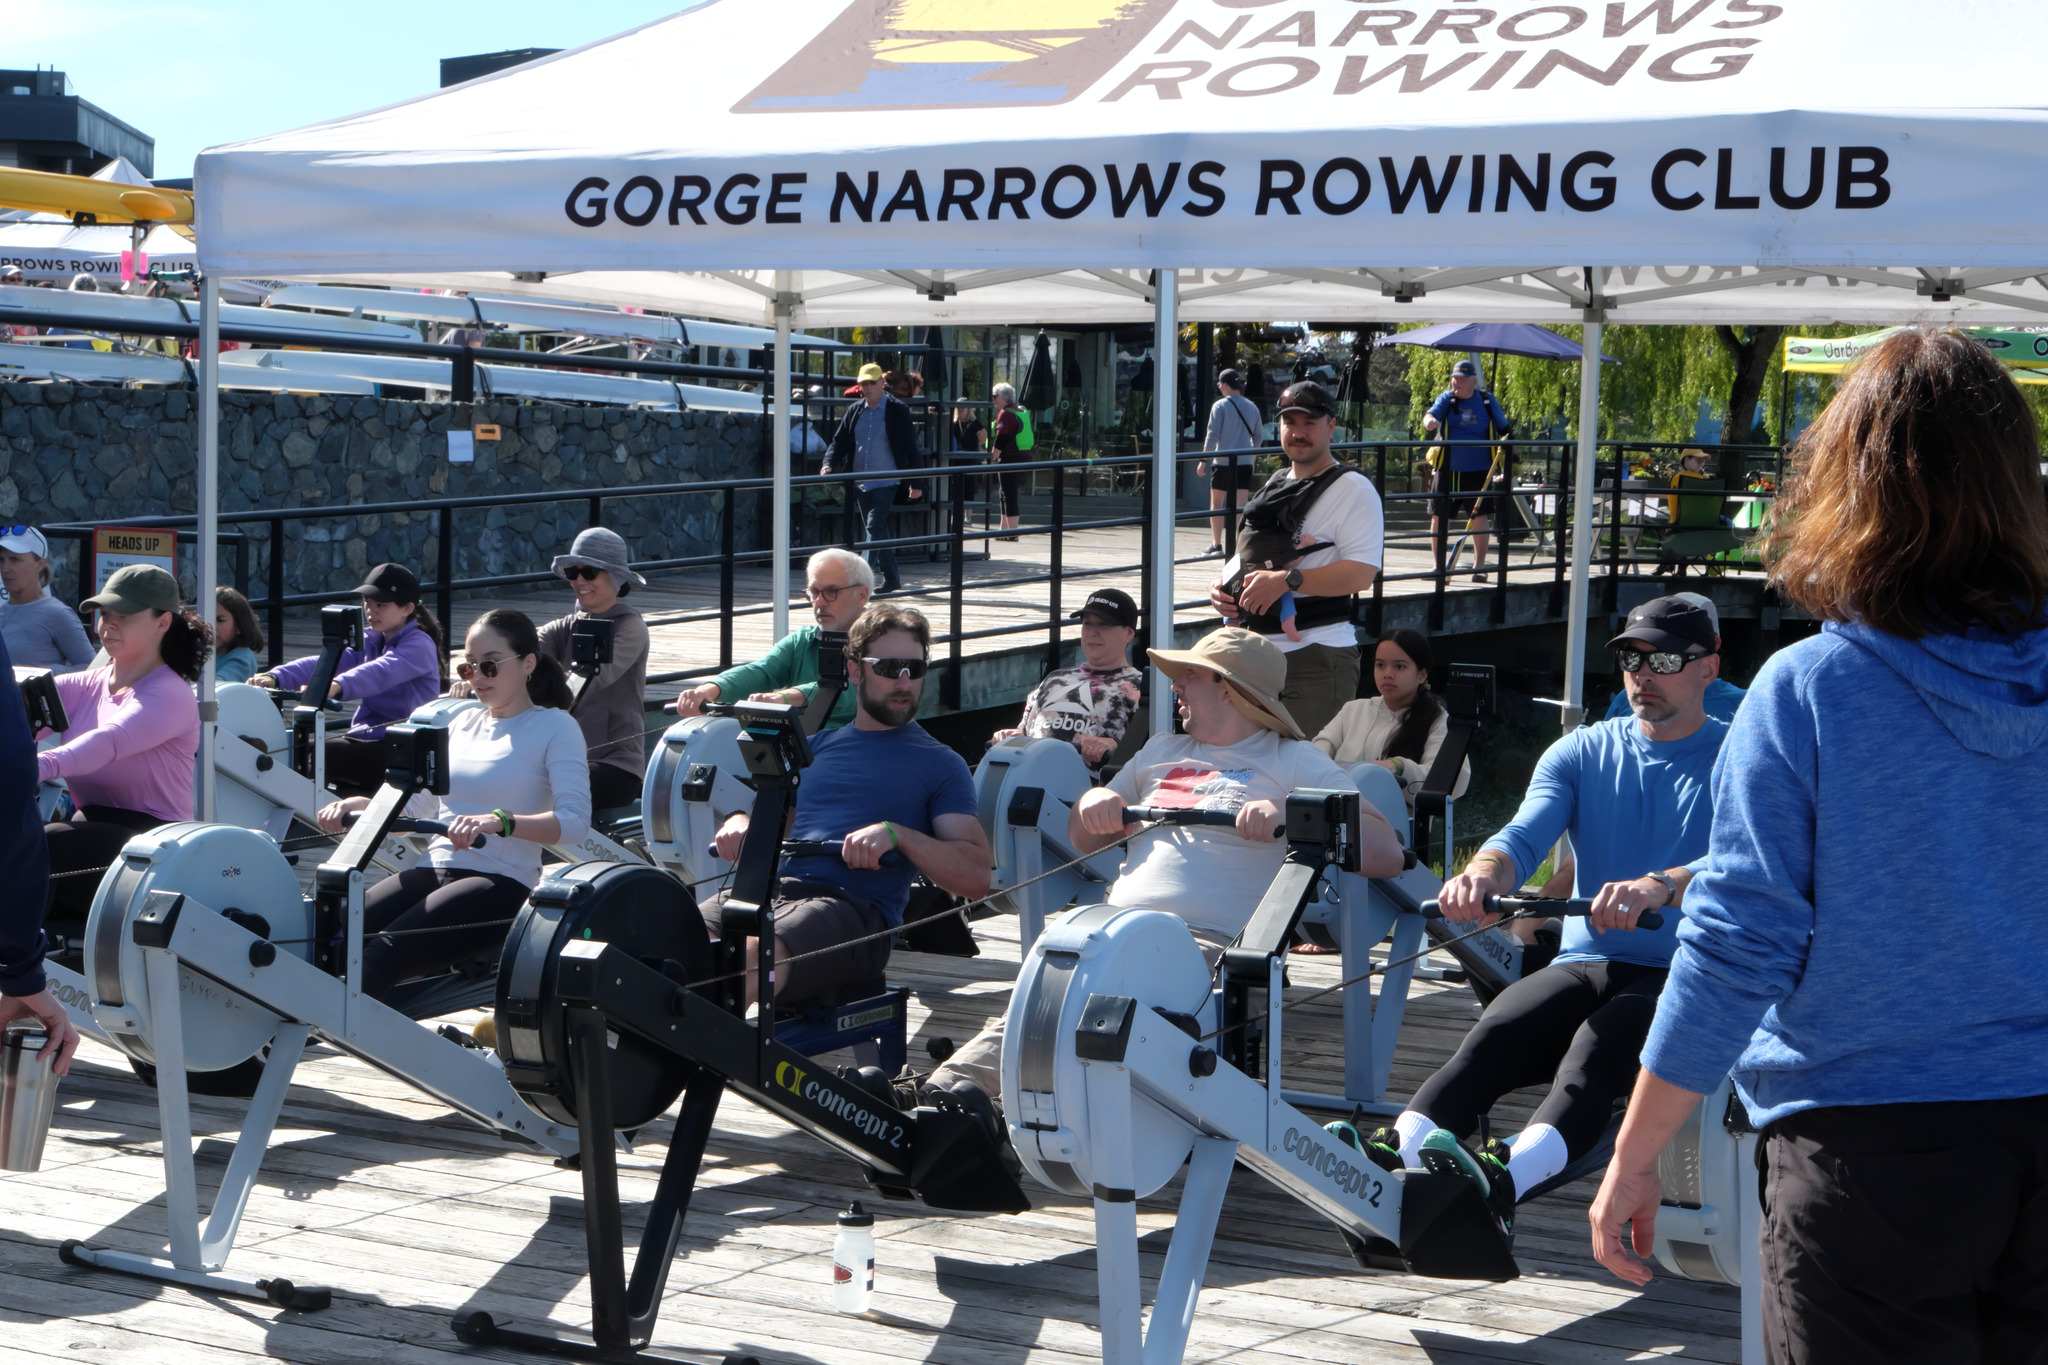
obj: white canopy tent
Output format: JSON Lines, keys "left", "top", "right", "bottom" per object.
{"left": 192, "top": 1, "right": 2048, "bottom": 855}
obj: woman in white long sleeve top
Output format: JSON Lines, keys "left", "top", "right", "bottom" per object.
{"left": 318, "top": 609, "right": 591, "bottom": 1000}
{"left": 1312, "top": 629, "right": 1471, "bottom": 807}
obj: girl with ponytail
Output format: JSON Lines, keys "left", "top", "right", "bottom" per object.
{"left": 314, "top": 607, "right": 589, "bottom": 999}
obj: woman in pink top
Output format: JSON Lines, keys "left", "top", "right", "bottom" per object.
{"left": 40, "top": 564, "right": 206, "bottom": 929}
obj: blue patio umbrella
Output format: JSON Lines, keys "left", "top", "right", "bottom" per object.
{"left": 1375, "top": 321, "right": 1617, "bottom": 365}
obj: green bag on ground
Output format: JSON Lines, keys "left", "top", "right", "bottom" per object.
{"left": 1015, "top": 409, "right": 1035, "bottom": 452}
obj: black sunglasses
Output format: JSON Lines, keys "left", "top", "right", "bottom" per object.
{"left": 861, "top": 656, "right": 929, "bottom": 680}
{"left": 563, "top": 565, "right": 606, "bottom": 582}
{"left": 1616, "top": 646, "right": 1708, "bottom": 676}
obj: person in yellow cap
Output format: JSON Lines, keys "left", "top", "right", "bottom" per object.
{"left": 823, "top": 361, "right": 924, "bottom": 593}
{"left": 921, "top": 625, "right": 1406, "bottom": 1107}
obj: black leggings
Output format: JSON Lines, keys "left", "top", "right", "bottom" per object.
{"left": 991, "top": 456, "right": 1024, "bottom": 518}
{"left": 46, "top": 806, "right": 164, "bottom": 924}
{"left": 1407, "top": 959, "right": 1667, "bottom": 1161}
{"left": 360, "top": 866, "right": 531, "bottom": 1001}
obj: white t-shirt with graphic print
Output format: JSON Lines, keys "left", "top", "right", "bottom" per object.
{"left": 1104, "top": 728, "right": 1350, "bottom": 940}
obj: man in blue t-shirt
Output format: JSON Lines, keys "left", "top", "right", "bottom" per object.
{"left": 1423, "top": 360, "right": 1512, "bottom": 581}
{"left": 1356, "top": 596, "right": 1728, "bottom": 1243}
{"left": 709, "top": 604, "right": 987, "bottom": 1004}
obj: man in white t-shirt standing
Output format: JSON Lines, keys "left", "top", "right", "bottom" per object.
{"left": 923, "top": 627, "right": 1404, "bottom": 1101}
{"left": 1210, "top": 380, "right": 1385, "bottom": 741}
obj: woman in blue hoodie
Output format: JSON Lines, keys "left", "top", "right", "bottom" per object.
{"left": 1591, "top": 331, "right": 2048, "bottom": 1363}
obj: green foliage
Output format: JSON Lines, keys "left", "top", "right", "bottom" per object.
{"left": 1400, "top": 322, "right": 1882, "bottom": 445}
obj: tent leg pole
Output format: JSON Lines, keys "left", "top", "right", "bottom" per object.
{"left": 1150, "top": 269, "right": 1179, "bottom": 736}
{"left": 1562, "top": 268, "right": 1603, "bottom": 733}
{"left": 197, "top": 275, "right": 221, "bottom": 820}
{"left": 772, "top": 273, "right": 793, "bottom": 642}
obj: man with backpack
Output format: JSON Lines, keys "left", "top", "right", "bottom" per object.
{"left": 1423, "top": 359, "right": 1513, "bottom": 581}
{"left": 1198, "top": 368, "right": 1264, "bottom": 557}
{"left": 1208, "top": 380, "right": 1385, "bottom": 739}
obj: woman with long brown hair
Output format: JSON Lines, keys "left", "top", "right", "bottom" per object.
{"left": 1592, "top": 330, "right": 2048, "bottom": 1363}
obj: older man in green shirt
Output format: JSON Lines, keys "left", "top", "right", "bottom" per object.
{"left": 672, "top": 547, "right": 871, "bottom": 729}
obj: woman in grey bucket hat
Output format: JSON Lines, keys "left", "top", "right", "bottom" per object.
{"left": 539, "top": 527, "right": 650, "bottom": 810}
{"left": 551, "top": 527, "right": 648, "bottom": 591}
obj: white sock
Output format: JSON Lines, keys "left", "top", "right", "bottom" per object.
{"left": 1394, "top": 1110, "right": 1438, "bottom": 1168}
{"left": 1505, "top": 1123, "right": 1568, "bottom": 1199}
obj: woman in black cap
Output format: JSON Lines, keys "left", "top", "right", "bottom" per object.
{"left": 253, "top": 563, "right": 445, "bottom": 794}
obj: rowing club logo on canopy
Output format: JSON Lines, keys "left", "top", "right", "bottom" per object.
{"left": 736, "top": 0, "right": 1179, "bottom": 112}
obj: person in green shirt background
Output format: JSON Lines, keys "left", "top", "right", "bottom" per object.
{"left": 671, "top": 547, "right": 870, "bottom": 730}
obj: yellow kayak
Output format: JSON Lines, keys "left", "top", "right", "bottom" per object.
{"left": 0, "top": 166, "right": 193, "bottom": 224}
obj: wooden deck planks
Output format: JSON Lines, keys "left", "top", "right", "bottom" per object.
{"left": 0, "top": 905, "right": 1739, "bottom": 1365}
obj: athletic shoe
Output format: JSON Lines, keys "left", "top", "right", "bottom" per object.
{"left": 1470, "top": 572, "right": 1490, "bottom": 583}
{"left": 1324, "top": 1118, "right": 1403, "bottom": 1175}
{"left": 1419, "top": 1130, "right": 1516, "bottom": 1241}
{"left": 1201, "top": 545, "right": 1224, "bottom": 559}
{"left": 1476, "top": 1137, "right": 1519, "bottom": 1241}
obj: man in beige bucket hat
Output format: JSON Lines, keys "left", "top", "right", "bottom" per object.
{"left": 922, "top": 626, "right": 1403, "bottom": 1106}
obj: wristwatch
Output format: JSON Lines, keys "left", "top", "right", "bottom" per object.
{"left": 1284, "top": 568, "right": 1304, "bottom": 591}
{"left": 1644, "top": 870, "right": 1678, "bottom": 905}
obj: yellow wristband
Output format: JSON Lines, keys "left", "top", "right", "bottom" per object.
{"left": 884, "top": 821, "right": 900, "bottom": 849}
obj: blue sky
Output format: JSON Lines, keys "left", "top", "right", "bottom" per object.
{"left": 10, "top": 1, "right": 702, "bottom": 180}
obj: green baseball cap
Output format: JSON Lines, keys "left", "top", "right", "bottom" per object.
{"left": 83, "top": 564, "right": 180, "bottom": 615}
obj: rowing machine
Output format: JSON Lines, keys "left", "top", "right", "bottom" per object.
{"left": 564, "top": 615, "right": 614, "bottom": 714}
{"left": 60, "top": 722, "right": 578, "bottom": 1310}
{"left": 1004, "top": 787, "right": 1519, "bottom": 1364}
{"left": 459, "top": 699, "right": 1026, "bottom": 1363}
{"left": 972, "top": 736, "right": 1119, "bottom": 946}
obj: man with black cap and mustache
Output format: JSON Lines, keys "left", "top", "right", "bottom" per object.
{"left": 1209, "top": 379, "right": 1384, "bottom": 741}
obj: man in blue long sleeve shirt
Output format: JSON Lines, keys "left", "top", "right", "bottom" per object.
{"left": 1365, "top": 596, "right": 1726, "bottom": 1244}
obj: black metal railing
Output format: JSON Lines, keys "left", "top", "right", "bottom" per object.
{"left": 41, "top": 437, "right": 1781, "bottom": 710}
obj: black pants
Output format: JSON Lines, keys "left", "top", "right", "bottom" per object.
{"left": 990, "top": 457, "right": 1025, "bottom": 518}
{"left": 46, "top": 806, "right": 163, "bottom": 923}
{"left": 324, "top": 735, "right": 389, "bottom": 795}
{"left": 589, "top": 763, "right": 641, "bottom": 811}
{"left": 1760, "top": 1096, "right": 2048, "bottom": 1365}
{"left": 1407, "top": 959, "right": 1666, "bottom": 1161}
{"left": 360, "top": 866, "right": 531, "bottom": 1001}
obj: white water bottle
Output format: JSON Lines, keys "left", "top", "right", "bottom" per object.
{"left": 831, "top": 1201, "right": 875, "bottom": 1313}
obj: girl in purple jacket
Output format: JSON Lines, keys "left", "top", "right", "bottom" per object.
{"left": 254, "top": 563, "right": 445, "bottom": 793}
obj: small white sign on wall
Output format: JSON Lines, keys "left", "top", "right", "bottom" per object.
{"left": 448, "top": 430, "right": 475, "bottom": 464}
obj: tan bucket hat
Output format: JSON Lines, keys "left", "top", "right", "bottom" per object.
{"left": 1147, "top": 626, "right": 1304, "bottom": 741}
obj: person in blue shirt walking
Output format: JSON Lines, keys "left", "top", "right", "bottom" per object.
{"left": 823, "top": 362, "right": 924, "bottom": 594}
{"left": 1357, "top": 594, "right": 1727, "bottom": 1244}
{"left": 1592, "top": 331, "right": 2048, "bottom": 1363}
{"left": 1423, "top": 359, "right": 1511, "bottom": 582}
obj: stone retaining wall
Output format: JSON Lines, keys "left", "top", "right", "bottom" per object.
{"left": 0, "top": 382, "right": 766, "bottom": 604}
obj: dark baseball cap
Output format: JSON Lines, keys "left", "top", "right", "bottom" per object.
{"left": 1217, "top": 368, "right": 1245, "bottom": 389}
{"left": 1451, "top": 359, "right": 1480, "bottom": 378}
{"left": 1607, "top": 595, "right": 1717, "bottom": 655}
{"left": 83, "top": 564, "right": 180, "bottom": 615}
{"left": 1276, "top": 379, "right": 1335, "bottom": 418}
{"left": 352, "top": 562, "right": 421, "bottom": 604}
{"left": 1070, "top": 587, "right": 1138, "bottom": 630}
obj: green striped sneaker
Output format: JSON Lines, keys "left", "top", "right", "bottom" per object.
{"left": 1418, "top": 1130, "right": 1516, "bottom": 1241}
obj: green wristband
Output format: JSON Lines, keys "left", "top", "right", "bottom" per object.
{"left": 884, "top": 821, "right": 900, "bottom": 849}
{"left": 493, "top": 808, "right": 515, "bottom": 837}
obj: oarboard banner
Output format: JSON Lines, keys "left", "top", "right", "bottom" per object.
{"left": 198, "top": 0, "right": 2048, "bottom": 276}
